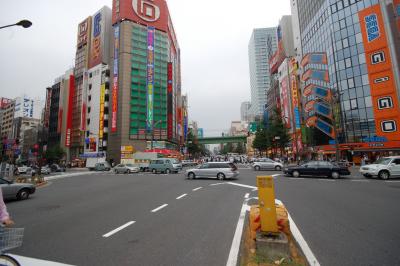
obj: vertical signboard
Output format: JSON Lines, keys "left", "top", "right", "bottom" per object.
{"left": 280, "top": 76, "right": 291, "bottom": 128}
{"left": 167, "top": 62, "right": 173, "bottom": 139}
{"left": 90, "top": 11, "right": 103, "bottom": 68}
{"left": 77, "top": 18, "right": 90, "bottom": 48}
{"left": 44, "top": 89, "right": 52, "bottom": 128}
{"left": 99, "top": 84, "right": 105, "bottom": 143}
{"left": 111, "top": 25, "right": 119, "bottom": 132}
{"left": 359, "top": 4, "right": 400, "bottom": 141}
{"left": 146, "top": 26, "right": 155, "bottom": 132}
{"left": 394, "top": 0, "right": 400, "bottom": 32}
{"left": 65, "top": 75, "right": 75, "bottom": 147}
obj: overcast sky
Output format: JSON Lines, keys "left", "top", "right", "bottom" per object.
{"left": 0, "top": 0, "right": 291, "bottom": 137}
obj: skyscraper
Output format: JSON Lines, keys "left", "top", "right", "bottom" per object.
{"left": 294, "top": 0, "right": 400, "bottom": 160}
{"left": 248, "top": 28, "right": 277, "bottom": 117}
{"left": 108, "top": 0, "right": 183, "bottom": 163}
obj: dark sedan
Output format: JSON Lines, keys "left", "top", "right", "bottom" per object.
{"left": 284, "top": 161, "right": 350, "bottom": 179}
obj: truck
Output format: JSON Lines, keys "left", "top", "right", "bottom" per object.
{"left": 86, "top": 157, "right": 107, "bottom": 171}
{"left": 133, "top": 152, "right": 159, "bottom": 172}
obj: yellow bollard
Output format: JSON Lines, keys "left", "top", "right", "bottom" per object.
{"left": 257, "top": 176, "right": 279, "bottom": 234}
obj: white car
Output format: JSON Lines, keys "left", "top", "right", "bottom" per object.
{"left": 113, "top": 164, "right": 140, "bottom": 174}
{"left": 186, "top": 162, "right": 239, "bottom": 180}
{"left": 360, "top": 156, "right": 400, "bottom": 180}
{"left": 252, "top": 158, "right": 283, "bottom": 171}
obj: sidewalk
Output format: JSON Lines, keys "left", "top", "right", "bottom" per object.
{"left": 9, "top": 254, "right": 74, "bottom": 266}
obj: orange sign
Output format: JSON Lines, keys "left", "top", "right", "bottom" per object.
{"left": 394, "top": 0, "right": 400, "bottom": 32}
{"left": 359, "top": 4, "right": 400, "bottom": 141}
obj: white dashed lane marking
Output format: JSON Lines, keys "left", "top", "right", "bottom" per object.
{"left": 151, "top": 204, "right": 168, "bottom": 213}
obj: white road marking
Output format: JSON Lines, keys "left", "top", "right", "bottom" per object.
{"left": 317, "top": 179, "right": 335, "bottom": 182}
{"left": 272, "top": 174, "right": 282, "bottom": 177}
{"left": 244, "top": 193, "right": 249, "bottom": 199}
{"left": 102, "top": 221, "right": 135, "bottom": 238}
{"left": 227, "top": 182, "right": 257, "bottom": 190}
{"left": 288, "top": 214, "right": 321, "bottom": 266}
{"left": 151, "top": 204, "right": 168, "bottom": 213}
{"left": 192, "top": 187, "right": 202, "bottom": 191}
{"left": 226, "top": 197, "right": 248, "bottom": 266}
{"left": 252, "top": 188, "right": 258, "bottom": 191}
{"left": 209, "top": 182, "right": 225, "bottom": 186}
{"left": 176, "top": 193, "right": 187, "bottom": 199}
{"left": 385, "top": 180, "right": 400, "bottom": 183}
{"left": 350, "top": 179, "right": 369, "bottom": 182}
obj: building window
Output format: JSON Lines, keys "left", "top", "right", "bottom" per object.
{"left": 350, "top": 99, "right": 358, "bottom": 110}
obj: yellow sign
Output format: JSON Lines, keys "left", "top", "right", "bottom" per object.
{"left": 99, "top": 84, "right": 105, "bottom": 139}
{"left": 257, "top": 176, "right": 279, "bottom": 234}
{"left": 121, "top": 145, "right": 134, "bottom": 153}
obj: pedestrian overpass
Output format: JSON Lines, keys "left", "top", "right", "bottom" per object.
{"left": 197, "top": 135, "right": 247, "bottom": 144}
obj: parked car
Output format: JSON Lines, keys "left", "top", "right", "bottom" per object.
{"left": 182, "top": 160, "right": 198, "bottom": 167}
{"left": 0, "top": 178, "right": 35, "bottom": 200}
{"left": 148, "top": 158, "right": 181, "bottom": 174}
{"left": 50, "top": 164, "right": 66, "bottom": 172}
{"left": 113, "top": 164, "right": 140, "bottom": 174}
{"left": 252, "top": 158, "right": 283, "bottom": 171}
{"left": 41, "top": 166, "right": 51, "bottom": 175}
{"left": 17, "top": 165, "right": 30, "bottom": 175}
{"left": 94, "top": 162, "right": 111, "bottom": 171}
{"left": 359, "top": 156, "right": 400, "bottom": 180}
{"left": 284, "top": 161, "right": 350, "bottom": 179}
{"left": 186, "top": 162, "right": 239, "bottom": 180}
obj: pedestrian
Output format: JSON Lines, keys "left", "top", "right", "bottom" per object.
{"left": 0, "top": 189, "right": 14, "bottom": 227}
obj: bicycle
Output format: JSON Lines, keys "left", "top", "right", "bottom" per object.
{"left": 0, "top": 225, "right": 24, "bottom": 266}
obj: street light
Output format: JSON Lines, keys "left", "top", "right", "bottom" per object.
{"left": 0, "top": 20, "right": 32, "bottom": 30}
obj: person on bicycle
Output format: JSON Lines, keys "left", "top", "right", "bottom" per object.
{"left": 0, "top": 189, "right": 13, "bottom": 226}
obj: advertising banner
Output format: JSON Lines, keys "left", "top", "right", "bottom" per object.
{"left": 89, "top": 12, "right": 103, "bottom": 68}
{"left": 359, "top": 4, "right": 400, "bottom": 141}
{"left": 146, "top": 26, "right": 155, "bottom": 132}
{"left": 290, "top": 74, "right": 301, "bottom": 130}
{"left": 167, "top": 62, "right": 173, "bottom": 139}
{"left": 65, "top": 75, "right": 75, "bottom": 147}
{"left": 111, "top": 25, "right": 119, "bottom": 132}
{"left": 302, "top": 69, "right": 329, "bottom": 82}
{"left": 77, "top": 17, "right": 91, "bottom": 48}
{"left": 0, "top": 98, "right": 11, "bottom": 109}
{"left": 112, "top": 0, "right": 168, "bottom": 33}
{"left": 99, "top": 84, "right": 105, "bottom": 140}
{"left": 300, "top": 53, "right": 328, "bottom": 67}
{"left": 280, "top": 77, "right": 291, "bottom": 128}
{"left": 44, "top": 90, "right": 52, "bottom": 128}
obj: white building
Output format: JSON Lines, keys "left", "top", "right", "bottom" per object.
{"left": 248, "top": 28, "right": 277, "bottom": 117}
{"left": 14, "top": 95, "right": 44, "bottom": 120}
{"left": 240, "top": 101, "right": 252, "bottom": 122}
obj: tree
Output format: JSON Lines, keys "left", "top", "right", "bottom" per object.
{"left": 235, "top": 142, "right": 245, "bottom": 154}
{"left": 44, "top": 145, "right": 65, "bottom": 163}
{"left": 266, "top": 108, "right": 291, "bottom": 156}
{"left": 252, "top": 127, "right": 270, "bottom": 156}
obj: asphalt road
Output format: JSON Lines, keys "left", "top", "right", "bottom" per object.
{"left": 6, "top": 166, "right": 400, "bottom": 266}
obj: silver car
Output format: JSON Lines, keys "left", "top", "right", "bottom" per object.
{"left": 360, "top": 156, "right": 400, "bottom": 180}
{"left": 186, "top": 162, "right": 239, "bottom": 180}
{"left": 252, "top": 158, "right": 283, "bottom": 171}
{"left": 0, "top": 178, "right": 36, "bottom": 200}
{"left": 114, "top": 164, "right": 140, "bottom": 174}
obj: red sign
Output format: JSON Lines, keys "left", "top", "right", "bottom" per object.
{"left": 65, "top": 75, "right": 75, "bottom": 147}
{"left": 359, "top": 4, "right": 400, "bottom": 141}
{"left": 112, "top": 0, "right": 169, "bottom": 32}
{"left": 167, "top": 62, "right": 173, "bottom": 139}
{"left": 269, "top": 42, "right": 285, "bottom": 74}
{"left": 77, "top": 17, "right": 91, "bottom": 48}
{"left": 0, "top": 98, "right": 12, "bottom": 109}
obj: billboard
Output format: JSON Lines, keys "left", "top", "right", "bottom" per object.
{"left": 300, "top": 53, "right": 327, "bottom": 67}
{"left": 112, "top": 0, "right": 169, "bottom": 32}
{"left": 394, "top": 0, "right": 400, "bottom": 32}
{"left": 0, "top": 98, "right": 11, "bottom": 109}
{"left": 302, "top": 69, "right": 329, "bottom": 82}
{"left": 44, "top": 89, "right": 52, "bottom": 128}
{"left": 65, "top": 75, "right": 75, "bottom": 147}
{"left": 99, "top": 84, "right": 106, "bottom": 140}
{"left": 89, "top": 12, "right": 103, "bottom": 68}
{"left": 111, "top": 25, "right": 120, "bottom": 132}
{"left": 359, "top": 4, "right": 400, "bottom": 141}
{"left": 280, "top": 76, "right": 291, "bottom": 128}
{"left": 146, "top": 26, "right": 155, "bottom": 132}
{"left": 77, "top": 17, "right": 91, "bottom": 48}
{"left": 167, "top": 62, "right": 173, "bottom": 139}
{"left": 197, "top": 128, "right": 204, "bottom": 138}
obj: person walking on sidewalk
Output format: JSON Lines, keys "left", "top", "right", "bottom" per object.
{"left": 0, "top": 189, "right": 13, "bottom": 226}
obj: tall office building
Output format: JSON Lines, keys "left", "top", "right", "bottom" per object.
{"left": 109, "top": 0, "right": 182, "bottom": 163}
{"left": 240, "top": 101, "right": 252, "bottom": 122}
{"left": 294, "top": 0, "right": 400, "bottom": 159}
{"left": 248, "top": 28, "right": 277, "bottom": 117}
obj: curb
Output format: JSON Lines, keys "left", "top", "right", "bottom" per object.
{"left": 44, "top": 171, "right": 96, "bottom": 181}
